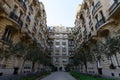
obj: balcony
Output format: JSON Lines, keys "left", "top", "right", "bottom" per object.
{"left": 18, "top": 18, "right": 23, "bottom": 27}
{"left": 69, "top": 47, "right": 74, "bottom": 51}
{"left": 9, "top": 12, "right": 23, "bottom": 27}
{"left": 17, "top": 0, "right": 27, "bottom": 11}
{"left": 9, "top": 11, "right": 18, "bottom": 21}
{"left": 109, "top": 0, "right": 120, "bottom": 18}
{"left": 83, "top": 29, "right": 87, "bottom": 36}
{"left": 95, "top": 17, "right": 106, "bottom": 30}
{"left": 29, "top": 5, "right": 33, "bottom": 11}
{"left": 68, "top": 43, "right": 74, "bottom": 46}
{"left": 88, "top": 32, "right": 92, "bottom": 40}
{"left": 48, "top": 53, "right": 51, "bottom": 56}
{"left": 34, "top": 17, "right": 38, "bottom": 22}
{"left": 92, "top": 1, "right": 102, "bottom": 15}
{"left": 26, "top": 15, "right": 31, "bottom": 23}
{"left": 33, "top": 26, "right": 37, "bottom": 32}
{"left": 62, "top": 54, "right": 67, "bottom": 56}
{"left": 78, "top": 34, "right": 82, "bottom": 39}
{"left": 89, "top": 20, "right": 93, "bottom": 27}
{"left": 70, "top": 54, "right": 74, "bottom": 57}
{"left": 0, "top": 1, "right": 10, "bottom": 14}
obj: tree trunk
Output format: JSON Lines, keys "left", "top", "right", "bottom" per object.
{"left": 0, "top": 58, "right": 5, "bottom": 66}
{"left": 37, "top": 64, "right": 40, "bottom": 72}
{"left": 84, "top": 61, "right": 87, "bottom": 73}
{"left": 114, "top": 53, "right": 120, "bottom": 67}
{"left": 20, "top": 59, "right": 25, "bottom": 74}
{"left": 32, "top": 61, "right": 35, "bottom": 72}
{"left": 110, "top": 56, "right": 113, "bottom": 64}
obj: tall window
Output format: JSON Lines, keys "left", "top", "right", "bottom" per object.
{"left": 100, "top": 10, "right": 105, "bottom": 22}
{"left": 55, "top": 58, "right": 59, "bottom": 62}
{"left": 62, "top": 46, "right": 66, "bottom": 52}
{"left": 95, "top": 14, "right": 99, "bottom": 23}
{"left": 18, "top": 11, "right": 23, "bottom": 19}
{"left": 13, "top": 5, "right": 18, "bottom": 13}
{"left": 62, "top": 42, "right": 66, "bottom": 45}
{"left": 2, "top": 27, "right": 13, "bottom": 42}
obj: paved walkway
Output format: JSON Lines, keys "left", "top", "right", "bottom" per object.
{"left": 41, "top": 72, "right": 76, "bottom": 80}
{"left": 0, "top": 75, "right": 21, "bottom": 80}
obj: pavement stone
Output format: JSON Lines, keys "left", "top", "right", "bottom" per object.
{"left": 41, "top": 72, "right": 76, "bottom": 80}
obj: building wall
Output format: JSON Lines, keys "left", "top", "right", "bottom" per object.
{"left": 74, "top": 0, "right": 120, "bottom": 78}
{"left": 0, "top": 0, "right": 47, "bottom": 75}
{"left": 48, "top": 26, "right": 74, "bottom": 71}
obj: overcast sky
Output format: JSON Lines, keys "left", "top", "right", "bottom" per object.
{"left": 39, "top": 0, "right": 83, "bottom": 27}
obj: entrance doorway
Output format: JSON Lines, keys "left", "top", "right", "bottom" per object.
{"left": 98, "top": 68, "right": 103, "bottom": 75}
{"left": 13, "top": 67, "right": 19, "bottom": 75}
{"left": 59, "top": 67, "right": 62, "bottom": 71}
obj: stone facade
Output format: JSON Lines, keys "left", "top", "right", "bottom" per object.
{"left": 48, "top": 26, "right": 74, "bottom": 71}
{"left": 0, "top": 0, "right": 47, "bottom": 75}
{"left": 74, "top": 0, "right": 120, "bottom": 78}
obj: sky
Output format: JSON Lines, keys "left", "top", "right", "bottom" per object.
{"left": 39, "top": 0, "right": 83, "bottom": 27}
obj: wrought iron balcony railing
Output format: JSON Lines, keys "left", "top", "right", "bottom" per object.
{"left": 9, "top": 11, "right": 23, "bottom": 27}
{"left": 92, "top": 1, "right": 102, "bottom": 15}
{"left": 17, "top": 0, "right": 27, "bottom": 10}
{"left": 95, "top": 17, "right": 106, "bottom": 30}
{"left": 109, "top": 0, "right": 120, "bottom": 17}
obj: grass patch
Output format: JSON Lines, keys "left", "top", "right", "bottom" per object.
{"left": 70, "top": 71, "right": 115, "bottom": 80}
{"left": 21, "top": 72, "right": 51, "bottom": 80}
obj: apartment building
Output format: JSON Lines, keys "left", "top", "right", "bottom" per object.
{"left": 74, "top": 0, "right": 120, "bottom": 78}
{"left": 48, "top": 26, "right": 74, "bottom": 71}
{"left": 0, "top": 0, "right": 47, "bottom": 75}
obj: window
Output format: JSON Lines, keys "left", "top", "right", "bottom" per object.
{"left": 63, "top": 34, "right": 67, "bottom": 37}
{"left": 99, "top": 11, "right": 105, "bottom": 22}
{"left": 69, "top": 41, "right": 74, "bottom": 45}
{"left": 95, "top": 14, "right": 98, "bottom": 23}
{"left": 2, "top": 27, "right": 13, "bottom": 43}
{"left": 56, "top": 40, "right": 60, "bottom": 45}
{"left": 62, "top": 58, "right": 67, "bottom": 63}
{"left": 111, "top": 73, "right": 115, "bottom": 76}
{"left": 56, "top": 34, "right": 60, "bottom": 37}
{"left": 13, "top": 5, "right": 18, "bottom": 13}
{"left": 62, "top": 42, "right": 66, "bottom": 45}
{"left": 62, "top": 39, "right": 66, "bottom": 42}
{"left": 56, "top": 40, "right": 60, "bottom": 42}
{"left": 55, "top": 53, "right": 59, "bottom": 55}
{"left": 55, "top": 49, "right": 59, "bottom": 53}
{"left": 55, "top": 58, "right": 59, "bottom": 62}
{"left": 55, "top": 46, "right": 60, "bottom": 49}
{"left": 62, "top": 52, "right": 67, "bottom": 55}
{"left": 62, "top": 46, "right": 66, "bottom": 52}
{"left": 70, "top": 52, "right": 74, "bottom": 56}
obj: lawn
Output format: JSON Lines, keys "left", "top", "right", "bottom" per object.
{"left": 20, "top": 72, "right": 51, "bottom": 80}
{"left": 70, "top": 71, "right": 115, "bottom": 80}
